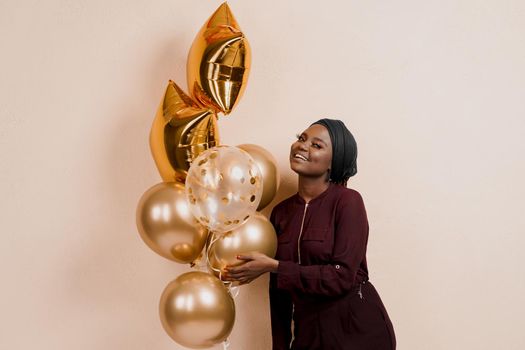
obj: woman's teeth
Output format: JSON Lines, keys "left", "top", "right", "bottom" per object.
{"left": 294, "top": 154, "right": 308, "bottom": 161}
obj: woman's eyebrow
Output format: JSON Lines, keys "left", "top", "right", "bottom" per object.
{"left": 312, "top": 137, "right": 328, "bottom": 145}
{"left": 301, "top": 132, "right": 327, "bottom": 146}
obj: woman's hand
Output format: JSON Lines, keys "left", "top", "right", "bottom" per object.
{"left": 223, "top": 252, "right": 279, "bottom": 285}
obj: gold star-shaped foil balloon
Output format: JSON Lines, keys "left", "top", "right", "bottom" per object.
{"left": 187, "top": 2, "right": 251, "bottom": 115}
{"left": 150, "top": 80, "right": 220, "bottom": 183}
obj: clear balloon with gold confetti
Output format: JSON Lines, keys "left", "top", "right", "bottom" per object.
{"left": 185, "top": 145, "right": 262, "bottom": 234}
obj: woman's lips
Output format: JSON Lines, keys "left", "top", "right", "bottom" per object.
{"left": 292, "top": 153, "right": 308, "bottom": 161}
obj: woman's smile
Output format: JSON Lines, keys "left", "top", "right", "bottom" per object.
{"left": 292, "top": 153, "right": 309, "bottom": 162}
{"left": 289, "top": 124, "right": 332, "bottom": 178}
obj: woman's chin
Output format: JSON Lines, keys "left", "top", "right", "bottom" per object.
{"left": 289, "top": 160, "right": 302, "bottom": 173}
{"left": 290, "top": 164, "right": 309, "bottom": 176}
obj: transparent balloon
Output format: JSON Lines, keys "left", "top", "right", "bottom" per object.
{"left": 185, "top": 145, "right": 262, "bottom": 234}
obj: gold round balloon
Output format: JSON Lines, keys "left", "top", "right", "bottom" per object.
{"left": 150, "top": 80, "right": 220, "bottom": 183}
{"left": 187, "top": 2, "right": 251, "bottom": 114}
{"left": 136, "top": 182, "right": 209, "bottom": 264}
{"left": 185, "top": 145, "right": 263, "bottom": 233}
{"left": 159, "top": 271, "right": 235, "bottom": 349}
{"left": 208, "top": 212, "right": 277, "bottom": 280}
{"left": 238, "top": 144, "right": 280, "bottom": 211}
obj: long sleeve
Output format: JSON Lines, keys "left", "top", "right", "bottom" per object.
{"left": 269, "top": 276, "right": 293, "bottom": 350}
{"left": 274, "top": 191, "right": 369, "bottom": 297}
{"left": 269, "top": 206, "right": 293, "bottom": 349}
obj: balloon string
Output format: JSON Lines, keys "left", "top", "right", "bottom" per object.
{"left": 206, "top": 231, "right": 223, "bottom": 276}
{"left": 205, "top": 231, "right": 241, "bottom": 299}
{"left": 228, "top": 285, "right": 240, "bottom": 299}
{"left": 190, "top": 243, "right": 209, "bottom": 271}
{"left": 222, "top": 338, "right": 231, "bottom": 350}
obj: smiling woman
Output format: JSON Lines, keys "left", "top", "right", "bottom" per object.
{"left": 224, "top": 118, "right": 396, "bottom": 350}
{"left": 289, "top": 124, "right": 334, "bottom": 185}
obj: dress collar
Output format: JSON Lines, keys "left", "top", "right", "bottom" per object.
{"left": 294, "top": 182, "right": 335, "bottom": 205}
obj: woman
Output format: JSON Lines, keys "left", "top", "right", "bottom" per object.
{"left": 224, "top": 118, "right": 396, "bottom": 350}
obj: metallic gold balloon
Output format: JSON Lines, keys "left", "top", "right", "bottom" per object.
{"left": 187, "top": 2, "right": 251, "bottom": 114}
{"left": 208, "top": 212, "right": 277, "bottom": 280}
{"left": 136, "top": 182, "right": 209, "bottom": 264}
{"left": 185, "top": 145, "right": 263, "bottom": 233}
{"left": 238, "top": 144, "right": 280, "bottom": 211}
{"left": 150, "top": 80, "right": 220, "bottom": 183}
{"left": 159, "top": 271, "right": 235, "bottom": 349}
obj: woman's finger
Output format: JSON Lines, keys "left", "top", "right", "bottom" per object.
{"left": 236, "top": 253, "right": 254, "bottom": 261}
{"left": 225, "top": 266, "right": 243, "bottom": 274}
{"left": 227, "top": 269, "right": 246, "bottom": 278}
{"left": 224, "top": 266, "right": 239, "bottom": 273}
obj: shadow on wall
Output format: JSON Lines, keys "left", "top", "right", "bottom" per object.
{"left": 64, "top": 36, "right": 196, "bottom": 349}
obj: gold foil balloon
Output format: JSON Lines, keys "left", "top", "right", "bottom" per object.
{"left": 185, "top": 145, "right": 262, "bottom": 234}
{"left": 238, "top": 144, "right": 280, "bottom": 211}
{"left": 208, "top": 212, "right": 277, "bottom": 281}
{"left": 150, "top": 80, "right": 220, "bottom": 183}
{"left": 187, "top": 2, "right": 251, "bottom": 114}
{"left": 159, "top": 271, "right": 235, "bottom": 349}
{"left": 136, "top": 182, "right": 208, "bottom": 264}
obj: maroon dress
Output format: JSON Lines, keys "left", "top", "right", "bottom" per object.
{"left": 269, "top": 182, "right": 396, "bottom": 350}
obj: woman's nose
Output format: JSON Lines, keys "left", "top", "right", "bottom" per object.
{"left": 297, "top": 142, "right": 308, "bottom": 151}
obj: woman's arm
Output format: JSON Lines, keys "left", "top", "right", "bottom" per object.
{"left": 269, "top": 274, "right": 293, "bottom": 350}
{"left": 223, "top": 204, "right": 281, "bottom": 284}
{"left": 226, "top": 190, "right": 369, "bottom": 297}
{"left": 223, "top": 252, "right": 278, "bottom": 285}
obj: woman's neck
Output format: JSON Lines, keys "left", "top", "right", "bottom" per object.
{"left": 297, "top": 176, "right": 330, "bottom": 203}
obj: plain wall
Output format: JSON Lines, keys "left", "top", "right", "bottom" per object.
{"left": 1, "top": 0, "right": 524, "bottom": 349}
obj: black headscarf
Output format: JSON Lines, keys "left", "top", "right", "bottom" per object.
{"left": 311, "top": 118, "right": 358, "bottom": 186}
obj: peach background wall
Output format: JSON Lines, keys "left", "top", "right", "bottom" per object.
{"left": 1, "top": 0, "right": 524, "bottom": 349}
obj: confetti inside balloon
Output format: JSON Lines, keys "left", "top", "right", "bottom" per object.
{"left": 238, "top": 144, "right": 280, "bottom": 211}
{"left": 185, "top": 145, "right": 262, "bottom": 233}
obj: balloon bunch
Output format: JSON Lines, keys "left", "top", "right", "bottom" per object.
{"left": 136, "top": 3, "right": 280, "bottom": 349}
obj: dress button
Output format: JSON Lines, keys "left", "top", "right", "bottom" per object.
{"left": 335, "top": 264, "right": 340, "bottom": 269}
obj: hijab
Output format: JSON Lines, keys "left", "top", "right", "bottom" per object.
{"left": 311, "top": 118, "right": 358, "bottom": 185}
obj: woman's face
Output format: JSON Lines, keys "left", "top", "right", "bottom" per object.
{"left": 289, "top": 124, "right": 332, "bottom": 180}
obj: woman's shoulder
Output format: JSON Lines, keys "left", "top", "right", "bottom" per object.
{"left": 333, "top": 184, "right": 365, "bottom": 206}
{"left": 268, "top": 193, "right": 297, "bottom": 225}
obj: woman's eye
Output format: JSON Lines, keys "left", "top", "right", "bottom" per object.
{"left": 312, "top": 143, "right": 321, "bottom": 149}
{"left": 295, "top": 133, "right": 305, "bottom": 141}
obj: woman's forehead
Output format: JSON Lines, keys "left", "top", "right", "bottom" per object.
{"left": 301, "top": 124, "right": 331, "bottom": 144}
